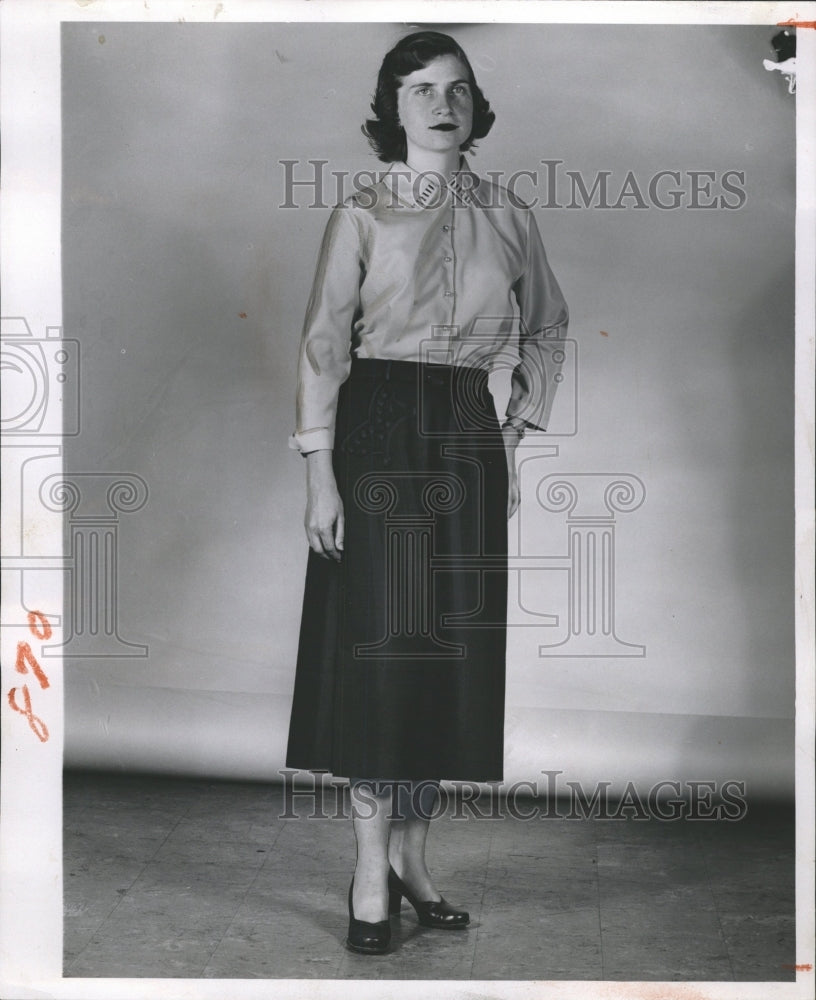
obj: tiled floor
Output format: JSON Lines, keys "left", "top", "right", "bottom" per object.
{"left": 63, "top": 771, "right": 796, "bottom": 981}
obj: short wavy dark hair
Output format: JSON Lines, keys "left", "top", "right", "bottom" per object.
{"left": 362, "top": 31, "right": 495, "bottom": 163}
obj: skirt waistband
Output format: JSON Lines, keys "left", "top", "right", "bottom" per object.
{"left": 348, "top": 356, "right": 489, "bottom": 389}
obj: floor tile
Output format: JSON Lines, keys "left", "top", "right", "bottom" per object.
{"left": 719, "top": 913, "right": 797, "bottom": 981}
{"left": 63, "top": 772, "right": 796, "bottom": 981}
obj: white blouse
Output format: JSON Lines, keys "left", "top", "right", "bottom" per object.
{"left": 290, "top": 156, "right": 569, "bottom": 453}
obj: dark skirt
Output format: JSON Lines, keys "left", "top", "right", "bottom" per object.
{"left": 285, "top": 357, "right": 508, "bottom": 781}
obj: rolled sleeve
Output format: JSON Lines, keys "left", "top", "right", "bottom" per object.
{"left": 507, "top": 209, "right": 569, "bottom": 432}
{"left": 288, "top": 427, "right": 335, "bottom": 453}
{"left": 291, "top": 204, "right": 363, "bottom": 453}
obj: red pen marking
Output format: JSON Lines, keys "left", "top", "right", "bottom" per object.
{"left": 14, "top": 611, "right": 52, "bottom": 689}
{"left": 777, "top": 19, "right": 816, "bottom": 28}
{"left": 239, "top": 312, "right": 247, "bottom": 319}
{"left": 9, "top": 610, "right": 53, "bottom": 739}
{"left": 782, "top": 963, "right": 813, "bottom": 971}
{"left": 600, "top": 330, "right": 609, "bottom": 337}
{"left": 15, "top": 642, "right": 50, "bottom": 689}
{"left": 8, "top": 686, "right": 49, "bottom": 742}
{"left": 27, "top": 609, "right": 53, "bottom": 640}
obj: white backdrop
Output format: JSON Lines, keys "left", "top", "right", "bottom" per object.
{"left": 59, "top": 21, "right": 795, "bottom": 796}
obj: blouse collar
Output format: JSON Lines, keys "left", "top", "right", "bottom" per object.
{"left": 385, "top": 156, "right": 480, "bottom": 209}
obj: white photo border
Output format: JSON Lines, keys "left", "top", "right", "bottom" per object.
{"left": 0, "top": 2, "right": 813, "bottom": 999}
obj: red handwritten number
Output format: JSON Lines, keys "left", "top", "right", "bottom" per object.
{"left": 27, "top": 609, "right": 53, "bottom": 641}
{"left": 15, "top": 642, "right": 50, "bottom": 689}
{"left": 8, "top": 686, "right": 49, "bottom": 743}
{"left": 9, "top": 609, "right": 52, "bottom": 741}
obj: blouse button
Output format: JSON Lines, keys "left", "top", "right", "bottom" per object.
{"left": 442, "top": 225, "right": 450, "bottom": 232}
{"left": 444, "top": 291, "right": 453, "bottom": 297}
{"left": 444, "top": 256, "right": 452, "bottom": 262}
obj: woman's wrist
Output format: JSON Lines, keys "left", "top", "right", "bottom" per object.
{"left": 501, "top": 417, "right": 526, "bottom": 437}
{"left": 501, "top": 423, "right": 525, "bottom": 444}
{"left": 305, "top": 448, "right": 335, "bottom": 488}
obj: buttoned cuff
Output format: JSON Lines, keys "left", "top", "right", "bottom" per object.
{"left": 288, "top": 427, "right": 334, "bottom": 454}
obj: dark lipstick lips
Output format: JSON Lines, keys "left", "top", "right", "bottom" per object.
{"left": 431, "top": 123, "right": 458, "bottom": 131}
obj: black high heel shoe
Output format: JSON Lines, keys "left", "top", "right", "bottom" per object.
{"left": 387, "top": 865, "right": 470, "bottom": 929}
{"left": 346, "top": 878, "right": 391, "bottom": 955}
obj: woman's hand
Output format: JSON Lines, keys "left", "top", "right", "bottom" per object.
{"left": 506, "top": 465, "right": 520, "bottom": 519}
{"left": 304, "top": 449, "right": 344, "bottom": 561}
{"left": 502, "top": 424, "right": 522, "bottom": 519}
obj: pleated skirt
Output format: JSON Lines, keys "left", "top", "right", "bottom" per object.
{"left": 285, "top": 357, "right": 508, "bottom": 781}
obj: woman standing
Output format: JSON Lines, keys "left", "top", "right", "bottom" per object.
{"left": 285, "top": 30, "right": 568, "bottom": 954}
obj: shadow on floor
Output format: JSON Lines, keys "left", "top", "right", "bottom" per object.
{"left": 63, "top": 770, "right": 796, "bottom": 981}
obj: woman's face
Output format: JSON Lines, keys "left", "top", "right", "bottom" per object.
{"left": 396, "top": 54, "right": 474, "bottom": 159}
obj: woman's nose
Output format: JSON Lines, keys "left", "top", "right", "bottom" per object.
{"left": 434, "top": 95, "right": 453, "bottom": 116}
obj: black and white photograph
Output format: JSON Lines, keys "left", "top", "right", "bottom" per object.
{"left": 0, "top": 2, "right": 814, "bottom": 998}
